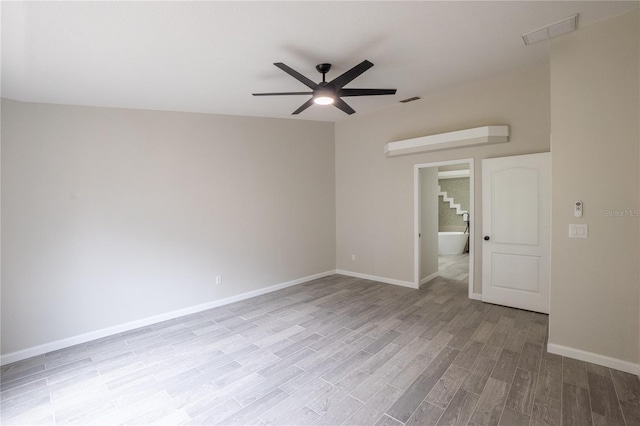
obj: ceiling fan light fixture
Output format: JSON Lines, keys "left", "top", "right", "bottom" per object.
{"left": 313, "top": 95, "right": 335, "bottom": 105}
{"left": 253, "top": 60, "right": 396, "bottom": 115}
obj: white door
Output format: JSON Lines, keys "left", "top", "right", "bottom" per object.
{"left": 482, "top": 152, "right": 550, "bottom": 314}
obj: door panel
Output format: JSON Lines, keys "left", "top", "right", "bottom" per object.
{"left": 482, "top": 153, "right": 550, "bottom": 314}
{"left": 492, "top": 253, "right": 539, "bottom": 293}
{"left": 492, "top": 168, "right": 539, "bottom": 245}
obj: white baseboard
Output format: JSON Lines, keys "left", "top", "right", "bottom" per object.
{"left": 335, "top": 269, "right": 417, "bottom": 289}
{"left": 469, "top": 292, "right": 482, "bottom": 301}
{"left": 0, "top": 270, "right": 336, "bottom": 366}
{"left": 547, "top": 343, "right": 640, "bottom": 375}
{"left": 420, "top": 272, "right": 439, "bottom": 287}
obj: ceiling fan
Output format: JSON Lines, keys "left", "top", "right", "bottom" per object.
{"left": 252, "top": 60, "right": 397, "bottom": 115}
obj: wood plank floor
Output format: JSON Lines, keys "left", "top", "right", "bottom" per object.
{"left": 2, "top": 255, "right": 639, "bottom": 425}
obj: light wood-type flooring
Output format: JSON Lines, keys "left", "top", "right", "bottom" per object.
{"left": 2, "top": 255, "right": 640, "bottom": 425}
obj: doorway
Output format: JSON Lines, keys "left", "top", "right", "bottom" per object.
{"left": 414, "top": 159, "right": 474, "bottom": 298}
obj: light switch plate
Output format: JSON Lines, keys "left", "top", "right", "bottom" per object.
{"left": 569, "top": 224, "right": 588, "bottom": 238}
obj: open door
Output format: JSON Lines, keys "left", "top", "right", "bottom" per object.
{"left": 414, "top": 159, "right": 474, "bottom": 297}
{"left": 482, "top": 152, "right": 550, "bottom": 313}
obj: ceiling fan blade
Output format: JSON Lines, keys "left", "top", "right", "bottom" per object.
{"left": 339, "top": 88, "right": 397, "bottom": 97}
{"left": 252, "top": 92, "right": 314, "bottom": 96}
{"left": 274, "top": 63, "right": 318, "bottom": 90}
{"left": 292, "top": 98, "right": 315, "bottom": 115}
{"left": 333, "top": 98, "right": 356, "bottom": 115}
{"left": 329, "top": 60, "right": 374, "bottom": 89}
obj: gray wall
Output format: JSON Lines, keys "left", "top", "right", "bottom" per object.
{"left": 335, "top": 64, "right": 551, "bottom": 291}
{"left": 1, "top": 99, "right": 336, "bottom": 356}
{"left": 549, "top": 9, "right": 639, "bottom": 366}
{"left": 438, "top": 177, "right": 469, "bottom": 232}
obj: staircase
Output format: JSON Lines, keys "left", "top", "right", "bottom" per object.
{"left": 438, "top": 185, "right": 467, "bottom": 215}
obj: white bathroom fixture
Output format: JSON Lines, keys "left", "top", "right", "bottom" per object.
{"left": 438, "top": 232, "right": 469, "bottom": 255}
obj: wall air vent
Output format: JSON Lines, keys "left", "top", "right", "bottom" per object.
{"left": 399, "top": 96, "right": 421, "bottom": 103}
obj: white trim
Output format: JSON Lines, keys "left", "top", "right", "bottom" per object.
{"left": 385, "top": 126, "right": 509, "bottom": 156}
{"left": 0, "top": 270, "right": 335, "bottom": 366}
{"left": 420, "top": 271, "right": 439, "bottom": 287}
{"left": 335, "top": 269, "right": 417, "bottom": 289}
{"left": 414, "top": 158, "right": 475, "bottom": 299}
{"left": 547, "top": 343, "right": 640, "bottom": 375}
{"left": 438, "top": 170, "right": 470, "bottom": 179}
{"left": 470, "top": 292, "right": 483, "bottom": 301}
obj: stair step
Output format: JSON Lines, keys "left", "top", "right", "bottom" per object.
{"left": 438, "top": 185, "right": 467, "bottom": 216}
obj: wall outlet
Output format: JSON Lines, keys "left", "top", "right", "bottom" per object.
{"left": 351, "top": 254, "right": 356, "bottom": 261}
{"left": 216, "top": 275, "right": 222, "bottom": 285}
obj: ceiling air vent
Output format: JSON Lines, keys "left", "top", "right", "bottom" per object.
{"left": 399, "top": 96, "right": 421, "bottom": 103}
{"left": 522, "top": 14, "right": 578, "bottom": 45}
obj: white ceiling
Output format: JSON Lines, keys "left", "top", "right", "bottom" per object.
{"left": 2, "top": 1, "right": 637, "bottom": 122}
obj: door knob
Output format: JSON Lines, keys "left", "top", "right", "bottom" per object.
{"left": 484, "top": 236, "right": 490, "bottom": 241}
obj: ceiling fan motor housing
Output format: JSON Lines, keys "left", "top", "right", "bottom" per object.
{"left": 316, "top": 63, "right": 332, "bottom": 75}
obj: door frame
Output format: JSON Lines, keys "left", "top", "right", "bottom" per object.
{"left": 414, "top": 158, "right": 475, "bottom": 299}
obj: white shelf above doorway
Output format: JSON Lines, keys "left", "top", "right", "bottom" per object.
{"left": 384, "top": 125, "right": 509, "bottom": 157}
